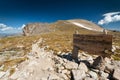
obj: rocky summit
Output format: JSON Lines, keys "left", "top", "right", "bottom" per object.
{"left": 0, "top": 19, "right": 120, "bottom": 80}
{"left": 0, "top": 38, "right": 119, "bottom": 80}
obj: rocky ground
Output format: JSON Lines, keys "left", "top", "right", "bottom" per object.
{"left": 0, "top": 38, "right": 120, "bottom": 80}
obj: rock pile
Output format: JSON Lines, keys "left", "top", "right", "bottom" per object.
{"left": 0, "top": 39, "right": 120, "bottom": 80}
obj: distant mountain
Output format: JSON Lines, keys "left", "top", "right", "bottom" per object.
{"left": 23, "top": 19, "right": 104, "bottom": 36}
{"left": 0, "top": 33, "right": 22, "bottom": 37}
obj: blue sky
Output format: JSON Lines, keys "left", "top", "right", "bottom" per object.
{"left": 0, "top": 0, "right": 120, "bottom": 33}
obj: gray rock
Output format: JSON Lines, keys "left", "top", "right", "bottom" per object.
{"left": 78, "top": 62, "right": 88, "bottom": 72}
{"left": 92, "top": 56, "right": 105, "bottom": 71}
{"left": 84, "top": 77, "right": 94, "bottom": 80}
{"left": 66, "top": 70, "right": 71, "bottom": 75}
{"left": 113, "top": 68, "right": 120, "bottom": 80}
{"left": 99, "top": 77, "right": 109, "bottom": 80}
{"left": 104, "top": 57, "right": 111, "bottom": 64}
{"left": 72, "top": 70, "right": 86, "bottom": 80}
{"left": 87, "top": 56, "right": 94, "bottom": 65}
{"left": 58, "top": 69, "right": 62, "bottom": 73}
{"left": 41, "top": 77, "right": 47, "bottom": 80}
{"left": 65, "top": 61, "right": 78, "bottom": 70}
{"left": 59, "top": 74, "right": 69, "bottom": 80}
{"left": 112, "top": 45, "right": 116, "bottom": 52}
{"left": 61, "top": 70, "right": 68, "bottom": 74}
{"left": 91, "top": 69, "right": 99, "bottom": 73}
{"left": 89, "top": 71, "right": 98, "bottom": 80}
{"left": 56, "top": 57, "right": 64, "bottom": 64}
{"left": 99, "top": 71, "right": 109, "bottom": 78}
{"left": 63, "top": 58, "right": 68, "bottom": 63}
{"left": 113, "top": 61, "right": 120, "bottom": 68}
{"left": 0, "top": 71, "right": 6, "bottom": 78}
{"left": 105, "top": 64, "right": 114, "bottom": 73}
{"left": 48, "top": 74, "right": 61, "bottom": 80}
{"left": 59, "top": 66, "right": 65, "bottom": 70}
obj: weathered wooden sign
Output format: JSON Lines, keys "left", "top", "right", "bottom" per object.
{"left": 72, "top": 34, "right": 113, "bottom": 59}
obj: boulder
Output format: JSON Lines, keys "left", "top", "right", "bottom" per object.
{"left": 89, "top": 71, "right": 98, "bottom": 80}
{"left": 92, "top": 56, "right": 105, "bottom": 71}
{"left": 99, "top": 71, "right": 109, "bottom": 79}
{"left": 86, "top": 56, "right": 94, "bottom": 65}
{"left": 72, "top": 70, "right": 86, "bottom": 80}
{"left": 78, "top": 62, "right": 88, "bottom": 72}
{"left": 113, "top": 68, "right": 120, "bottom": 80}
{"left": 105, "top": 64, "right": 114, "bottom": 73}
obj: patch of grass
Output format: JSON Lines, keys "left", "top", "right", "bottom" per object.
{"left": 0, "top": 35, "right": 41, "bottom": 53}
{"left": 40, "top": 31, "right": 103, "bottom": 54}
{"left": 40, "top": 32, "right": 73, "bottom": 53}
{"left": 0, "top": 57, "right": 28, "bottom": 71}
{"left": 0, "top": 26, "right": 120, "bottom": 59}
{"left": 112, "top": 53, "right": 120, "bottom": 61}
{"left": 9, "top": 68, "right": 15, "bottom": 76}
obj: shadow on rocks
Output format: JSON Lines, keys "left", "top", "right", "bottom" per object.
{"left": 80, "top": 60, "right": 91, "bottom": 68}
{"left": 58, "top": 53, "right": 91, "bottom": 66}
{"left": 58, "top": 53, "right": 80, "bottom": 64}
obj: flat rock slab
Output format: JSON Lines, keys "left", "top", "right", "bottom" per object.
{"left": 72, "top": 70, "right": 86, "bottom": 80}
{"left": 113, "top": 68, "right": 120, "bottom": 80}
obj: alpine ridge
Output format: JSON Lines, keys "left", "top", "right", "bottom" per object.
{"left": 23, "top": 19, "right": 104, "bottom": 36}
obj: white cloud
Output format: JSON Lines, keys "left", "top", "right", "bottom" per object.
{"left": 0, "top": 23, "right": 25, "bottom": 33}
{"left": 0, "top": 24, "right": 7, "bottom": 28}
{"left": 98, "top": 12, "right": 120, "bottom": 25}
{"left": 1, "top": 27, "right": 13, "bottom": 31}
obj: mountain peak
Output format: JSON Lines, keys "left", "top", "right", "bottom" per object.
{"left": 23, "top": 19, "right": 104, "bottom": 36}
{"left": 67, "top": 19, "right": 103, "bottom": 32}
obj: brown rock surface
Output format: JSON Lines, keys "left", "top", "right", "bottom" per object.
{"left": 23, "top": 23, "right": 50, "bottom": 36}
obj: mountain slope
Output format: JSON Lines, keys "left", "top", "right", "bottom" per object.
{"left": 0, "top": 19, "right": 120, "bottom": 80}
{"left": 67, "top": 19, "right": 103, "bottom": 32}
{"left": 23, "top": 23, "right": 50, "bottom": 36}
{"left": 23, "top": 19, "right": 104, "bottom": 36}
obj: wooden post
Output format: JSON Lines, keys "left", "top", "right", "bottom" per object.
{"left": 72, "top": 46, "right": 79, "bottom": 60}
{"left": 103, "top": 29, "right": 107, "bottom": 34}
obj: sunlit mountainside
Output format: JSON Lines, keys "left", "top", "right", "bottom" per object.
{"left": 0, "top": 19, "right": 120, "bottom": 80}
